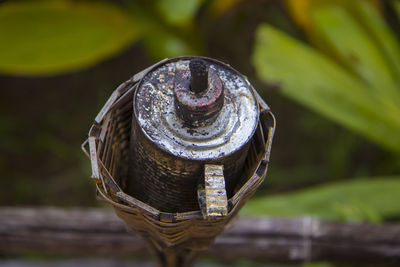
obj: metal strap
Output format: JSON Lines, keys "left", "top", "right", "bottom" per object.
{"left": 201, "top": 164, "right": 228, "bottom": 219}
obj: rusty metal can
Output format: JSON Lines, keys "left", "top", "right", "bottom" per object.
{"left": 126, "top": 56, "right": 259, "bottom": 213}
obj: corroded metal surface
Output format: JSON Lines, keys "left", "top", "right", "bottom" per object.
{"left": 202, "top": 164, "right": 228, "bottom": 218}
{"left": 133, "top": 58, "right": 258, "bottom": 160}
{"left": 188, "top": 58, "right": 208, "bottom": 94}
{"left": 127, "top": 57, "right": 259, "bottom": 213}
{"left": 174, "top": 68, "right": 224, "bottom": 126}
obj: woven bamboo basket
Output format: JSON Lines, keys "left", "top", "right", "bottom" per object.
{"left": 82, "top": 58, "right": 275, "bottom": 266}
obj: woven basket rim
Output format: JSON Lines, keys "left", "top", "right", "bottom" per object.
{"left": 82, "top": 58, "right": 276, "bottom": 222}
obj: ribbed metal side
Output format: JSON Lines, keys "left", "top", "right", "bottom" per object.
{"left": 126, "top": 117, "right": 250, "bottom": 213}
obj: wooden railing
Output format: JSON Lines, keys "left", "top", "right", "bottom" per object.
{"left": 1, "top": 207, "right": 400, "bottom": 264}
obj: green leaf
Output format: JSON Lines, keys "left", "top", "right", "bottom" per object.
{"left": 156, "top": 0, "right": 201, "bottom": 25}
{"left": 242, "top": 176, "right": 400, "bottom": 222}
{"left": 0, "top": 0, "right": 139, "bottom": 76}
{"left": 311, "top": 6, "right": 400, "bottom": 106}
{"left": 143, "top": 33, "right": 196, "bottom": 60}
{"left": 252, "top": 24, "right": 400, "bottom": 151}
{"left": 127, "top": 2, "right": 200, "bottom": 60}
{"left": 354, "top": 1, "right": 400, "bottom": 81}
{"left": 394, "top": 0, "right": 400, "bottom": 18}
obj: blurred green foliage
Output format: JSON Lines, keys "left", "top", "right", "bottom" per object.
{"left": 243, "top": 176, "right": 400, "bottom": 222}
{"left": 253, "top": 23, "right": 400, "bottom": 151}
{"left": 156, "top": 0, "right": 202, "bottom": 25}
{"left": 250, "top": 0, "right": 400, "bottom": 222}
{"left": 0, "top": 0, "right": 139, "bottom": 75}
{"left": 127, "top": 2, "right": 199, "bottom": 59}
{"left": 253, "top": 1, "right": 400, "bottom": 152}
{"left": 0, "top": 0, "right": 400, "bottom": 228}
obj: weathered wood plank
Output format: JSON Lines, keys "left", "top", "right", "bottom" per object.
{"left": 0, "top": 207, "right": 400, "bottom": 264}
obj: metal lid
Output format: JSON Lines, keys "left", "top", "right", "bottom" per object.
{"left": 134, "top": 57, "right": 259, "bottom": 160}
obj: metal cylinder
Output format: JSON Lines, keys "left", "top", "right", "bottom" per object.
{"left": 126, "top": 57, "right": 259, "bottom": 213}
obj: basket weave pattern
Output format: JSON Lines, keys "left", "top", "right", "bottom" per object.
{"left": 82, "top": 70, "right": 275, "bottom": 252}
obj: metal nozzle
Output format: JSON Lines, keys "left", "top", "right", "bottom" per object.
{"left": 174, "top": 59, "right": 224, "bottom": 126}
{"left": 190, "top": 59, "right": 208, "bottom": 94}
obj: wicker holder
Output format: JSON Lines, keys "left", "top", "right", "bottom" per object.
{"left": 82, "top": 61, "right": 275, "bottom": 266}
